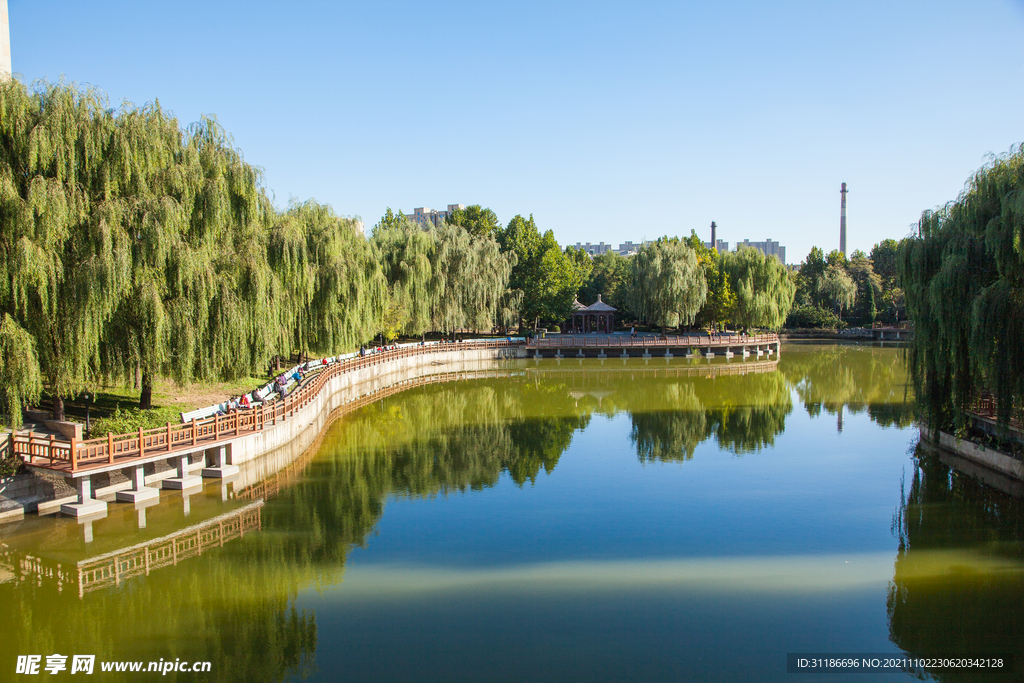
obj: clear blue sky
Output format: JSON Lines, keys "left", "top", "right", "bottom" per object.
{"left": 8, "top": 0, "right": 1024, "bottom": 263}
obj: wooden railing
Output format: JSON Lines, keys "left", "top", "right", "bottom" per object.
{"left": 527, "top": 333, "right": 779, "bottom": 348}
{"left": 13, "top": 339, "right": 523, "bottom": 474}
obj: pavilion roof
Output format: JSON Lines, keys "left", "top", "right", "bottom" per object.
{"left": 584, "top": 294, "right": 616, "bottom": 312}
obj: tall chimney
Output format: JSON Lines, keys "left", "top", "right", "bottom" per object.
{"left": 710, "top": 221, "right": 717, "bottom": 252}
{"left": 839, "top": 182, "right": 848, "bottom": 256}
{"left": 0, "top": 0, "right": 10, "bottom": 80}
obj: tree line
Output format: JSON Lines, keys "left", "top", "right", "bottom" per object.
{"left": 786, "top": 240, "right": 903, "bottom": 329}
{"left": 0, "top": 80, "right": 801, "bottom": 423}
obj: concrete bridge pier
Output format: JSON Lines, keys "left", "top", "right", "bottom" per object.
{"left": 116, "top": 465, "right": 160, "bottom": 503}
{"left": 203, "top": 446, "right": 239, "bottom": 479}
{"left": 598, "top": 349, "right": 607, "bottom": 359}
{"left": 664, "top": 349, "right": 673, "bottom": 358}
{"left": 60, "top": 476, "right": 108, "bottom": 518}
{"left": 555, "top": 350, "right": 564, "bottom": 358}
{"left": 742, "top": 346, "right": 751, "bottom": 358}
{"left": 620, "top": 349, "right": 629, "bottom": 358}
{"left": 723, "top": 349, "right": 734, "bottom": 359}
{"left": 685, "top": 348, "right": 696, "bottom": 359}
{"left": 577, "top": 348, "right": 584, "bottom": 358}
{"left": 163, "top": 453, "right": 202, "bottom": 490}
{"left": 705, "top": 348, "right": 715, "bottom": 359}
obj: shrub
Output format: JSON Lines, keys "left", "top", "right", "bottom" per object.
{"left": 785, "top": 304, "right": 845, "bottom": 329}
{"left": 88, "top": 405, "right": 183, "bottom": 438}
{"left": 0, "top": 449, "right": 23, "bottom": 477}
{"left": 549, "top": 325, "right": 560, "bottom": 333}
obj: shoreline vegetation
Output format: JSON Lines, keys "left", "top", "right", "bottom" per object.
{"left": 0, "top": 79, "right": 907, "bottom": 439}
{"left": 900, "top": 144, "right": 1024, "bottom": 464}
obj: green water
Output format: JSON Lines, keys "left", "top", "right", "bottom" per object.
{"left": 2, "top": 342, "right": 1022, "bottom": 682}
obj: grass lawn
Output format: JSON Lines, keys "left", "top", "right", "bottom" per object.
{"left": 37, "top": 375, "right": 274, "bottom": 437}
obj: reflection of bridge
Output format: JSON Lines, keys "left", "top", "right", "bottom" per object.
{"left": 0, "top": 501, "right": 264, "bottom": 599}
{"left": 526, "top": 333, "right": 780, "bottom": 359}
{"left": 525, "top": 360, "right": 779, "bottom": 379}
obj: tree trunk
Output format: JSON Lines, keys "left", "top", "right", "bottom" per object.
{"left": 140, "top": 371, "right": 153, "bottom": 411}
{"left": 53, "top": 395, "right": 65, "bottom": 422}
{"left": 133, "top": 361, "right": 141, "bottom": 390}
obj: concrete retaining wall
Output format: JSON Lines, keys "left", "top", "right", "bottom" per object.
{"left": 920, "top": 426, "right": 1024, "bottom": 480}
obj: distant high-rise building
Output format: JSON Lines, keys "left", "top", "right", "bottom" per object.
{"left": 574, "top": 241, "right": 614, "bottom": 256}
{"left": 408, "top": 204, "right": 465, "bottom": 229}
{"left": 573, "top": 241, "right": 646, "bottom": 257}
{"left": 840, "top": 182, "right": 848, "bottom": 256}
{"left": 735, "top": 238, "right": 786, "bottom": 265}
{"left": 1, "top": 0, "right": 11, "bottom": 79}
{"left": 704, "top": 239, "right": 730, "bottom": 252}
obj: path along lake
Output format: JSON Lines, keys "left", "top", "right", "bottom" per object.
{"left": 3, "top": 342, "right": 1022, "bottom": 682}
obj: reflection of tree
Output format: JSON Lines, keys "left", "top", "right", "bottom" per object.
{"left": 628, "top": 372, "right": 792, "bottom": 462}
{"left": 887, "top": 446, "right": 1024, "bottom": 682}
{"left": 780, "top": 342, "right": 914, "bottom": 428}
{"left": 630, "top": 383, "right": 707, "bottom": 462}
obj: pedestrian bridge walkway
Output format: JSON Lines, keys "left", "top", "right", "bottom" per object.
{"left": 526, "top": 333, "right": 780, "bottom": 359}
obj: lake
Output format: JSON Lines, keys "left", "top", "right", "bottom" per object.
{"left": 3, "top": 342, "right": 1021, "bottom": 682}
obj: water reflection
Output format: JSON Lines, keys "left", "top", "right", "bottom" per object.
{"left": 780, "top": 341, "right": 915, "bottom": 429}
{"left": 0, "top": 344, "right": 934, "bottom": 682}
{"left": 889, "top": 444, "right": 1024, "bottom": 681}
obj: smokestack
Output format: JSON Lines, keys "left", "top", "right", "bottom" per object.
{"left": 710, "top": 221, "right": 717, "bottom": 252}
{"left": 0, "top": 0, "right": 10, "bottom": 80}
{"left": 840, "top": 182, "right": 848, "bottom": 256}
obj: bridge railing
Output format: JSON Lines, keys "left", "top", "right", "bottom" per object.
{"left": 527, "top": 333, "right": 779, "bottom": 348}
{"left": 14, "top": 339, "right": 523, "bottom": 474}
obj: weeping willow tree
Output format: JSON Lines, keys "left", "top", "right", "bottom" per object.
{"left": 627, "top": 237, "right": 707, "bottom": 330}
{"left": 99, "top": 115, "right": 277, "bottom": 407}
{"left": 430, "top": 222, "right": 513, "bottom": 335}
{"left": 722, "top": 246, "right": 795, "bottom": 331}
{"left": 464, "top": 230, "right": 515, "bottom": 332}
{"left": 901, "top": 144, "right": 1024, "bottom": 429}
{"left": 269, "top": 200, "right": 332, "bottom": 359}
{"left": 372, "top": 209, "right": 435, "bottom": 338}
{"left": 304, "top": 207, "right": 386, "bottom": 353}
{"left": 99, "top": 103, "right": 200, "bottom": 408}
{"left": 0, "top": 314, "right": 42, "bottom": 428}
{"left": 0, "top": 80, "right": 133, "bottom": 419}
{"left": 818, "top": 264, "right": 856, "bottom": 320}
